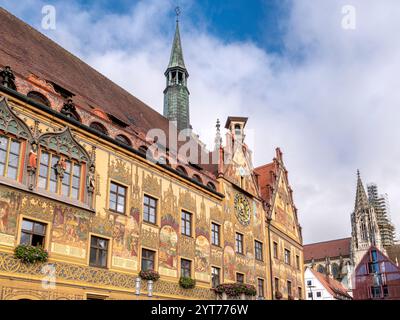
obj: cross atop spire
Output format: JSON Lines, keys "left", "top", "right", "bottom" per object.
{"left": 355, "top": 170, "right": 369, "bottom": 210}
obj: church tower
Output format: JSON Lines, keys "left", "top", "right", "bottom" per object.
{"left": 351, "top": 171, "right": 384, "bottom": 266}
{"left": 163, "top": 10, "right": 190, "bottom": 133}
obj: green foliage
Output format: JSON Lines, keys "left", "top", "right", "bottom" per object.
{"left": 179, "top": 276, "right": 196, "bottom": 289}
{"left": 14, "top": 244, "right": 48, "bottom": 264}
{"left": 215, "top": 283, "right": 257, "bottom": 297}
{"left": 139, "top": 270, "right": 160, "bottom": 281}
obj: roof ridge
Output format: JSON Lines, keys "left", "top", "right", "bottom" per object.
{"left": 0, "top": 7, "right": 170, "bottom": 125}
{"left": 304, "top": 237, "right": 351, "bottom": 246}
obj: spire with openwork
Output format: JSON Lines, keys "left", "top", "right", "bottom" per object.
{"left": 354, "top": 170, "right": 369, "bottom": 210}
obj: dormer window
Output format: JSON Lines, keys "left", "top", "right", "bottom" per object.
{"left": 90, "top": 122, "right": 108, "bottom": 136}
{"left": 115, "top": 134, "right": 131, "bottom": 146}
{"left": 27, "top": 91, "right": 51, "bottom": 108}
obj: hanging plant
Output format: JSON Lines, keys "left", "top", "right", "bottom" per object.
{"left": 215, "top": 283, "right": 257, "bottom": 297}
{"left": 14, "top": 244, "right": 48, "bottom": 264}
{"left": 179, "top": 277, "right": 196, "bottom": 289}
{"left": 139, "top": 270, "right": 160, "bottom": 281}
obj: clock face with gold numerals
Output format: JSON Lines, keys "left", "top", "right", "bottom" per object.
{"left": 234, "top": 194, "right": 251, "bottom": 226}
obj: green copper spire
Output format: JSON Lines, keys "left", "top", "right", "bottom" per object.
{"left": 163, "top": 10, "right": 190, "bottom": 133}
{"left": 167, "top": 20, "right": 187, "bottom": 71}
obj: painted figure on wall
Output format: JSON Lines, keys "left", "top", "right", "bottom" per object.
{"left": 52, "top": 206, "right": 89, "bottom": 247}
{"left": 223, "top": 246, "right": 235, "bottom": 281}
{"left": 159, "top": 225, "right": 178, "bottom": 270}
{"left": 0, "top": 190, "right": 20, "bottom": 236}
{"left": 195, "top": 235, "right": 210, "bottom": 274}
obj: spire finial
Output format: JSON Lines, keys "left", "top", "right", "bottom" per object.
{"left": 175, "top": 6, "right": 181, "bottom": 22}
{"left": 214, "top": 118, "right": 222, "bottom": 150}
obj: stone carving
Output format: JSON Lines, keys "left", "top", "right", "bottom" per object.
{"left": 38, "top": 127, "right": 91, "bottom": 163}
{"left": 0, "top": 97, "right": 33, "bottom": 140}
{"left": 27, "top": 142, "right": 38, "bottom": 190}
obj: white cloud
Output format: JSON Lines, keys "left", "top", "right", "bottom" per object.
{"left": 2, "top": 0, "right": 400, "bottom": 243}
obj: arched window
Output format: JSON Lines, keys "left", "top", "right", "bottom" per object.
{"left": 115, "top": 134, "right": 131, "bottom": 146}
{"left": 234, "top": 124, "right": 241, "bottom": 135}
{"left": 332, "top": 263, "right": 340, "bottom": 279}
{"left": 317, "top": 265, "right": 325, "bottom": 274}
{"left": 90, "top": 122, "right": 108, "bottom": 136}
{"left": 176, "top": 165, "right": 187, "bottom": 176}
{"left": 207, "top": 182, "right": 216, "bottom": 191}
{"left": 37, "top": 128, "right": 90, "bottom": 202}
{"left": 27, "top": 91, "right": 51, "bottom": 107}
{"left": 192, "top": 174, "right": 202, "bottom": 184}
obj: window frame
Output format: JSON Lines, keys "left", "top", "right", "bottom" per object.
{"left": 255, "top": 240, "right": 263, "bottom": 261}
{"left": 0, "top": 135, "right": 22, "bottom": 181}
{"left": 284, "top": 248, "right": 291, "bottom": 265}
{"left": 19, "top": 218, "right": 47, "bottom": 248}
{"left": 180, "top": 258, "right": 192, "bottom": 278}
{"left": 37, "top": 149, "right": 83, "bottom": 200}
{"left": 236, "top": 272, "right": 245, "bottom": 284}
{"left": 143, "top": 194, "right": 158, "bottom": 225}
{"left": 211, "top": 266, "right": 221, "bottom": 288}
{"left": 235, "top": 232, "right": 244, "bottom": 254}
{"left": 181, "top": 210, "right": 192, "bottom": 237}
{"left": 211, "top": 222, "right": 221, "bottom": 247}
{"left": 89, "top": 235, "right": 109, "bottom": 269}
{"left": 258, "top": 278, "right": 265, "bottom": 298}
{"left": 141, "top": 248, "right": 156, "bottom": 271}
{"left": 109, "top": 181, "right": 127, "bottom": 214}
{"left": 273, "top": 242, "right": 278, "bottom": 259}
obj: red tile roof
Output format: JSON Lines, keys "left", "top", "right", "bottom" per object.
{"left": 254, "top": 161, "right": 277, "bottom": 203}
{"left": 0, "top": 8, "right": 170, "bottom": 145}
{"left": 309, "top": 267, "right": 352, "bottom": 299}
{"left": 304, "top": 238, "right": 351, "bottom": 261}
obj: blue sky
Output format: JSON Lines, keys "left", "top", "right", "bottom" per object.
{"left": 1, "top": 0, "right": 400, "bottom": 243}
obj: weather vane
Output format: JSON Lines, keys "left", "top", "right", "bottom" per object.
{"left": 175, "top": 6, "right": 181, "bottom": 21}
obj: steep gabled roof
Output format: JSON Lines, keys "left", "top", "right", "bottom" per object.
{"left": 309, "top": 267, "right": 352, "bottom": 299}
{"left": 0, "top": 7, "right": 170, "bottom": 142}
{"left": 304, "top": 238, "right": 351, "bottom": 261}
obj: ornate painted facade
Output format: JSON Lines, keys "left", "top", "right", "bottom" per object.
{"left": 0, "top": 8, "right": 303, "bottom": 300}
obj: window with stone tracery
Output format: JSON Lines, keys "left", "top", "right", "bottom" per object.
{"left": 37, "top": 151, "right": 82, "bottom": 200}
{"left": 0, "top": 135, "right": 21, "bottom": 180}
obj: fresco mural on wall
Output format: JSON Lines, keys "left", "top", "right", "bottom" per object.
{"left": 223, "top": 245, "right": 235, "bottom": 282}
{"left": 111, "top": 207, "right": 140, "bottom": 270}
{"left": 51, "top": 206, "right": 90, "bottom": 259}
{"left": 195, "top": 235, "right": 210, "bottom": 282}
{"left": 0, "top": 189, "right": 20, "bottom": 246}
{"left": 159, "top": 225, "right": 178, "bottom": 277}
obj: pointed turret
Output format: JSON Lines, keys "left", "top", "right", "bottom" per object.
{"left": 163, "top": 8, "right": 190, "bottom": 133}
{"left": 214, "top": 119, "right": 222, "bottom": 150}
{"left": 167, "top": 20, "right": 187, "bottom": 71}
{"left": 355, "top": 170, "right": 369, "bottom": 210}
